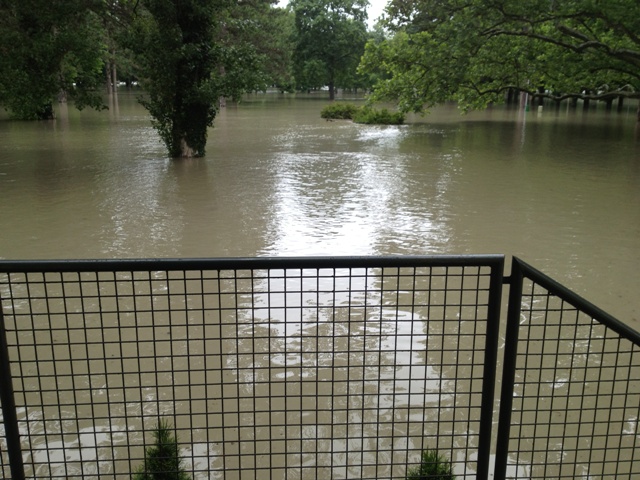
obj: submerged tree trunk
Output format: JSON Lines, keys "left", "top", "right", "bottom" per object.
{"left": 583, "top": 90, "right": 591, "bottom": 111}
{"left": 133, "top": 0, "right": 220, "bottom": 159}
{"left": 106, "top": 66, "right": 112, "bottom": 93}
{"left": 328, "top": 68, "right": 336, "bottom": 100}
{"left": 167, "top": 98, "right": 213, "bottom": 158}
{"left": 36, "top": 103, "right": 55, "bottom": 120}
{"left": 604, "top": 97, "right": 613, "bottom": 111}
{"left": 112, "top": 60, "right": 117, "bottom": 93}
{"left": 179, "top": 138, "right": 196, "bottom": 158}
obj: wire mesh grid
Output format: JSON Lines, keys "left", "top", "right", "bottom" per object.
{"left": 504, "top": 277, "right": 640, "bottom": 479}
{"left": 0, "top": 260, "right": 499, "bottom": 480}
{"left": 0, "top": 419, "right": 6, "bottom": 476}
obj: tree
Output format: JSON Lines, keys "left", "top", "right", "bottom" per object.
{"left": 291, "top": 0, "right": 369, "bottom": 99}
{"left": 260, "top": 5, "right": 297, "bottom": 92}
{"left": 129, "top": 0, "right": 228, "bottom": 158}
{"left": 0, "top": 0, "right": 107, "bottom": 119}
{"left": 129, "top": 0, "right": 290, "bottom": 157}
{"left": 133, "top": 419, "right": 190, "bottom": 480}
{"left": 215, "top": 0, "right": 295, "bottom": 98}
{"left": 359, "top": 0, "right": 640, "bottom": 116}
{"left": 101, "top": 0, "right": 141, "bottom": 93}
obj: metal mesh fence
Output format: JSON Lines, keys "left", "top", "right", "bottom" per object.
{"left": 497, "top": 259, "right": 640, "bottom": 479}
{"left": 0, "top": 257, "right": 502, "bottom": 480}
{"left": 0, "top": 419, "right": 6, "bottom": 477}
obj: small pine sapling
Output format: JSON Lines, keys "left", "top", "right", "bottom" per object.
{"left": 133, "top": 419, "right": 191, "bottom": 480}
{"left": 406, "top": 449, "right": 455, "bottom": 480}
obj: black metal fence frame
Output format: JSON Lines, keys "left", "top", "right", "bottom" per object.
{"left": 0, "top": 255, "right": 638, "bottom": 480}
{"left": 496, "top": 257, "right": 640, "bottom": 479}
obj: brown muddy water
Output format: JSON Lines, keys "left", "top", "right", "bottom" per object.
{"left": 1, "top": 92, "right": 638, "bottom": 324}
{"left": 0, "top": 92, "right": 639, "bottom": 479}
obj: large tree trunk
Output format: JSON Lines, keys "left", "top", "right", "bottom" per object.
{"left": 170, "top": 100, "right": 210, "bottom": 158}
{"left": 180, "top": 138, "right": 196, "bottom": 158}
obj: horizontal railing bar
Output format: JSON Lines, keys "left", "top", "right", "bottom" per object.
{"left": 0, "top": 254, "right": 505, "bottom": 273}
{"left": 512, "top": 256, "right": 640, "bottom": 346}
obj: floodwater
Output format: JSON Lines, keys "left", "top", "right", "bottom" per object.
{"left": 1, "top": 92, "right": 639, "bottom": 479}
{"left": 1, "top": 92, "right": 638, "bottom": 325}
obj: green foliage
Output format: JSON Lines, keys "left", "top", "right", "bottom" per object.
{"left": 0, "top": 0, "right": 107, "bottom": 119}
{"left": 0, "top": 0, "right": 297, "bottom": 153}
{"left": 353, "top": 105, "right": 404, "bottom": 125}
{"left": 359, "top": 0, "right": 640, "bottom": 114}
{"left": 320, "top": 102, "right": 404, "bottom": 124}
{"left": 133, "top": 419, "right": 191, "bottom": 480}
{"left": 320, "top": 102, "right": 360, "bottom": 119}
{"left": 128, "top": 0, "right": 227, "bottom": 157}
{"left": 267, "top": 6, "right": 297, "bottom": 92}
{"left": 291, "top": 0, "right": 369, "bottom": 99}
{"left": 216, "top": 0, "right": 295, "bottom": 98}
{"left": 127, "top": 0, "right": 291, "bottom": 157}
{"left": 406, "top": 449, "right": 455, "bottom": 480}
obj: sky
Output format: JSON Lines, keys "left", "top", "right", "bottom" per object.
{"left": 365, "top": 0, "right": 388, "bottom": 26}
{"left": 278, "top": 0, "right": 389, "bottom": 28}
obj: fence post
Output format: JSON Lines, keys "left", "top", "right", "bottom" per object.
{"left": 476, "top": 260, "right": 504, "bottom": 480}
{"left": 493, "top": 258, "right": 525, "bottom": 480}
{"left": 0, "top": 306, "right": 25, "bottom": 480}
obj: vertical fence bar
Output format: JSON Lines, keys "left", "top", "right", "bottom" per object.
{"left": 476, "top": 260, "right": 504, "bottom": 480}
{"left": 0, "top": 298, "right": 25, "bottom": 480}
{"left": 493, "top": 258, "right": 525, "bottom": 480}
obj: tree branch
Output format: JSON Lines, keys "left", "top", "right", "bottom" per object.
{"left": 484, "top": 27, "right": 640, "bottom": 68}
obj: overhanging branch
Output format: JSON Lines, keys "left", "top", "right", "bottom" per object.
{"left": 483, "top": 26, "right": 640, "bottom": 69}
{"left": 467, "top": 82, "right": 639, "bottom": 103}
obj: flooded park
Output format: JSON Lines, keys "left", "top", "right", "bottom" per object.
{"left": 1, "top": 92, "right": 638, "bottom": 325}
{"left": 0, "top": 92, "right": 639, "bottom": 479}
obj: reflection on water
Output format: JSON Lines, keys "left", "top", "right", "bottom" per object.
{"left": 0, "top": 93, "right": 637, "bottom": 324}
{"left": 1, "top": 93, "right": 639, "bottom": 478}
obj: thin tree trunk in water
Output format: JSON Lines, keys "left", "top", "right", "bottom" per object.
{"left": 106, "top": 62, "right": 112, "bottom": 93}
{"left": 583, "top": 90, "right": 590, "bottom": 111}
{"left": 328, "top": 68, "right": 336, "bottom": 100}
{"left": 604, "top": 98, "right": 613, "bottom": 111}
{"left": 111, "top": 59, "right": 117, "bottom": 94}
{"left": 105, "top": 51, "right": 117, "bottom": 94}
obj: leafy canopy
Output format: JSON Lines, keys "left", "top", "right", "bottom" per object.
{"left": 291, "top": 0, "right": 369, "bottom": 98}
{"left": 0, "top": 0, "right": 106, "bottom": 119}
{"left": 359, "top": 0, "right": 640, "bottom": 113}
